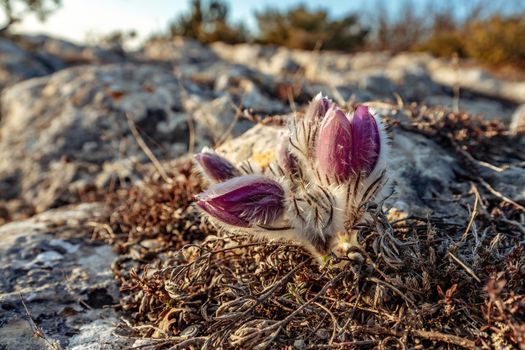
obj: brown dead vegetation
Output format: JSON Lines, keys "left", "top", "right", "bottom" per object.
{"left": 98, "top": 105, "right": 525, "bottom": 349}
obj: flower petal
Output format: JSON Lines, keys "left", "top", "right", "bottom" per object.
{"left": 196, "top": 175, "right": 284, "bottom": 227}
{"left": 350, "top": 105, "right": 380, "bottom": 175}
{"left": 316, "top": 107, "right": 353, "bottom": 181}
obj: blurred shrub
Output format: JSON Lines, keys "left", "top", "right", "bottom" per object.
{"left": 255, "top": 5, "right": 368, "bottom": 51}
{"left": 94, "top": 30, "right": 137, "bottom": 54}
{"left": 1, "top": 0, "right": 61, "bottom": 34}
{"left": 463, "top": 15, "right": 525, "bottom": 69}
{"left": 170, "top": 0, "right": 248, "bottom": 44}
{"left": 413, "top": 11, "right": 465, "bottom": 57}
{"left": 366, "top": 0, "right": 525, "bottom": 69}
{"left": 416, "top": 14, "right": 525, "bottom": 69}
{"left": 371, "top": 0, "right": 426, "bottom": 52}
{"left": 417, "top": 31, "right": 465, "bottom": 58}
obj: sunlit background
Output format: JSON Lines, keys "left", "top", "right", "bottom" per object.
{"left": 4, "top": 0, "right": 525, "bottom": 62}
{"left": 6, "top": 0, "right": 410, "bottom": 44}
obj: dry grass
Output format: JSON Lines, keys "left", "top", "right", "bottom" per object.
{"left": 97, "top": 106, "right": 525, "bottom": 349}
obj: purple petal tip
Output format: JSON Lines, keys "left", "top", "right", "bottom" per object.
{"left": 194, "top": 151, "right": 240, "bottom": 183}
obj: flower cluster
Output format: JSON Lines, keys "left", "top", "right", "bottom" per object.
{"left": 194, "top": 94, "right": 390, "bottom": 262}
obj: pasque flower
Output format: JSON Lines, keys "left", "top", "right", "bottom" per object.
{"left": 196, "top": 175, "right": 285, "bottom": 227}
{"left": 194, "top": 94, "right": 389, "bottom": 263}
{"left": 194, "top": 148, "right": 240, "bottom": 183}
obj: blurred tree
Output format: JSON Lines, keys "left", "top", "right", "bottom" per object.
{"left": 170, "top": 0, "right": 248, "bottom": 44}
{"left": 0, "top": 0, "right": 61, "bottom": 34}
{"left": 368, "top": 0, "right": 525, "bottom": 61}
{"left": 464, "top": 15, "right": 525, "bottom": 69}
{"left": 372, "top": 0, "right": 427, "bottom": 51}
{"left": 97, "top": 29, "right": 137, "bottom": 55}
{"left": 255, "top": 5, "right": 368, "bottom": 51}
{"left": 411, "top": 3, "right": 465, "bottom": 57}
{"left": 413, "top": 3, "right": 525, "bottom": 69}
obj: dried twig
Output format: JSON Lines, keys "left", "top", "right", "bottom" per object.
{"left": 20, "top": 296, "right": 63, "bottom": 350}
{"left": 411, "top": 330, "right": 477, "bottom": 350}
{"left": 459, "top": 183, "right": 480, "bottom": 243}
{"left": 478, "top": 177, "right": 525, "bottom": 212}
{"left": 126, "top": 112, "right": 171, "bottom": 183}
{"left": 447, "top": 251, "right": 481, "bottom": 283}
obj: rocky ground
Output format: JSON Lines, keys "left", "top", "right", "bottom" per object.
{"left": 0, "top": 34, "right": 524, "bottom": 349}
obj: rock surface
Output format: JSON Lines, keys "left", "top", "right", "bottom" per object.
{"left": 0, "top": 59, "right": 285, "bottom": 218}
{"left": 0, "top": 38, "right": 52, "bottom": 89}
{"left": 210, "top": 43, "right": 522, "bottom": 117}
{"left": 0, "top": 35, "right": 124, "bottom": 91}
{"left": 0, "top": 203, "right": 130, "bottom": 350}
{"left": 0, "top": 63, "right": 216, "bottom": 217}
{"left": 511, "top": 103, "right": 525, "bottom": 135}
{"left": 15, "top": 34, "right": 125, "bottom": 66}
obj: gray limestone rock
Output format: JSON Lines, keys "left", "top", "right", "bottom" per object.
{"left": 16, "top": 34, "right": 124, "bottom": 66}
{"left": 489, "top": 166, "right": 525, "bottom": 203}
{"left": 0, "top": 64, "right": 223, "bottom": 215}
{"left": 142, "top": 37, "right": 218, "bottom": 64}
{"left": 510, "top": 103, "right": 525, "bottom": 135}
{"left": 0, "top": 35, "right": 126, "bottom": 92}
{"left": 0, "top": 38, "right": 52, "bottom": 90}
{"left": 0, "top": 203, "right": 130, "bottom": 350}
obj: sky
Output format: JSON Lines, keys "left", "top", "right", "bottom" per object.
{"left": 5, "top": 0, "right": 375, "bottom": 45}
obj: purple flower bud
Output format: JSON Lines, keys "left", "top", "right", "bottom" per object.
{"left": 305, "top": 93, "right": 332, "bottom": 121}
{"left": 194, "top": 150, "right": 240, "bottom": 183}
{"left": 316, "top": 107, "right": 353, "bottom": 181}
{"left": 196, "top": 175, "right": 285, "bottom": 227}
{"left": 350, "top": 106, "right": 380, "bottom": 175}
{"left": 321, "top": 97, "right": 331, "bottom": 112}
{"left": 277, "top": 133, "right": 298, "bottom": 173}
